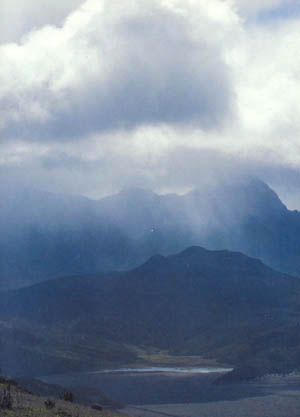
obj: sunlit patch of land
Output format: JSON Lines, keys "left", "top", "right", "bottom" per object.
{"left": 124, "top": 346, "right": 230, "bottom": 369}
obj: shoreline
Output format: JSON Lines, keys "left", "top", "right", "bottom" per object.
{"left": 122, "top": 375, "right": 300, "bottom": 417}
{"left": 42, "top": 369, "right": 300, "bottom": 414}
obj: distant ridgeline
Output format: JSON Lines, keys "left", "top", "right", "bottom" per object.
{"left": 1, "top": 178, "right": 300, "bottom": 290}
{"left": 1, "top": 246, "right": 300, "bottom": 379}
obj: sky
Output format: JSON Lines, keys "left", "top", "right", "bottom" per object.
{"left": 1, "top": 0, "right": 300, "bottom": 208}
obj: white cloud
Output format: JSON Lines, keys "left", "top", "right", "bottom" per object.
{"left": 228, "top": 18, "right": 300, "bottom": 164}
{"left": 1, "top": 0, "right": 300, "bottom": 206}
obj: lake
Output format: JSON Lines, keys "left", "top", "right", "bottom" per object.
{"left": 41, "top": 366, "right": 273, "bottom": 406}
{"left": 41, "top": 368, "right": 300, "bottom": 416}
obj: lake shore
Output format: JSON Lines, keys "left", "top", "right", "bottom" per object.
{"left": 123, "top": 388, "right": 300, "bottom": 417}
{"left": 121, "top": 373, "right": 300, "bottom": 417}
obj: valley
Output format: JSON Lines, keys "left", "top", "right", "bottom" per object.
{"left": 1, "top": 244, "right": 300, "bottom": 381}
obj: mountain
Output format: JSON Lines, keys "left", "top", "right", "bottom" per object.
{"left": 1, "top": 246, "right": 300, "bottom": 378}
{"left": 1, "top": 178, "right": 300, "bottom": 290}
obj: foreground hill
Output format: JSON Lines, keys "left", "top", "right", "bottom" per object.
{"left": 1, "top": 246, "right": 300, "bottom": 378}
{"left": 2, "top": 179, "right": 300, "bottom": 289}
{"left": 0, "top": 377, "right": 124, "bottom": 417}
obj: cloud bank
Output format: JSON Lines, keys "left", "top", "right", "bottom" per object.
{"left": 0, "top": 0, "right": 237, "bottom": 141}
{"left": 1, "top": 0, "right": 300, "bottom": 207}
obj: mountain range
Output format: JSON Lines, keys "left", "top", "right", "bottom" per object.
{"left": 1, "top": 178, "right": 300, "bottom": 290}
{"left": 1, "top": 246, "right": 300, "bottom": 378}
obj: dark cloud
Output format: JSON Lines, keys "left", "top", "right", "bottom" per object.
{"left": 0, "top": 2, "right": 234, "bottom": 142}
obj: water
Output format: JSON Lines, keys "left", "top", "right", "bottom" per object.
{"left": 41, "top": 366, "right": 270, "bottom": 406}
{"left": 88, "top": 366, "right": 233, "bottom": 375}
{"left": 41, "top": 367, "right": 300, "bottom": 417}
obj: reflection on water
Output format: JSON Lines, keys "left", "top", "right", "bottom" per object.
{"left": 89, "top": 366, "right": 233, "bottom": 374}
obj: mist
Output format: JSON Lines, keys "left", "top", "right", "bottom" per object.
{"left": 0, "top": 176, "right": 299, "bottom": 293}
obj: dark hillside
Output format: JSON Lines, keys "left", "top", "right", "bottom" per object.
{"left": 1, "top": 246, "right": 300, "bottom": 378}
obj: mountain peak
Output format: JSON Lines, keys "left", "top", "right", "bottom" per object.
{"left": 119, "top": 187, "right": 157, "bottom": 198}
{"left": 176, "top": 246, "right": 210, "bottom": 257}
{"left": 243, "top": 178, "right": 287, "bottom": 215}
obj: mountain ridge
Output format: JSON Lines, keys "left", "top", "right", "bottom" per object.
{"left": 1, "top": 178, "right": 300, "bottom": 290}
{"left": 1, "top": 245, "right": 300, "bottom": 378}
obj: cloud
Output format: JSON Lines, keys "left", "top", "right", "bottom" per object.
{"left": 0, "top": 0, "right": 84, "bottom": 43}
{"left": 0, "top": 0, "right": 237, "bottom": 142}
{"left": 2, "top": 136, "right": 300, "bottom": 209}
{"left": 1, "top": 0, "right": 300, "bottom": 208}
{"left": 230, "top": 18, "right": 300, "bottom": 161}
{"left": 234, "top": 0, "right": 297, "bottom": 16}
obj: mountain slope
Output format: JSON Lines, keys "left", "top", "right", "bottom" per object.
{"left": 0, "top": 376, "right": 123, "bottom": 417}
{"left": 2, "top": 179, "right": 300, "bottom": 290}
{"left": 1, "top": 246, "right": 300, "bottom": 377}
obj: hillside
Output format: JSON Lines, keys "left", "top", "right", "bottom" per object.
{"left": 1, "top": 246, "right": 300, "bottom": 379}
{"left": 2, "top": 179, "right": 300, "bottom": 290}
{"left": 0, "top": 377, "right": 125, "bottom": 417}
